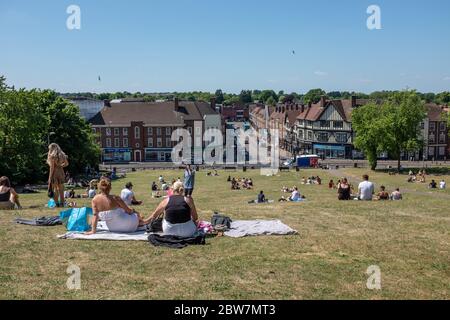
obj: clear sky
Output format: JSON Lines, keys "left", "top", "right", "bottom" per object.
{"left": 1, "top": 0, "right": 449, "bottom": 93}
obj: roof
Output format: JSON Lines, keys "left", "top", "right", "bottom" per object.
{"left": 426, "top": 103, "right": 447, "bottom": 121}
{"left": 89, "top": 100, "right": 217, "bottom": 126}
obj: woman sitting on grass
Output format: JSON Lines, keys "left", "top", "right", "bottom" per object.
{"left": 86, "top": 178, "right": 147, "bottom": 234}
{"left": 145, "top": 182, "right": 199, "bottom": 238}
{"left": 337, "top": 178, "right": 351, "bottom": 200}
{"left": 376, "top": 186, "right": 390, "bottom": 200}
{"left": 0, "top": 176, "right": 22, "bottom": 210}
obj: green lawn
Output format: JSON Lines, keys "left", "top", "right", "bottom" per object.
{"left": 0, "top": 168, "right": 449, "bottom": 299}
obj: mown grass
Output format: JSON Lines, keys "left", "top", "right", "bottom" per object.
{"left": 0, "top": 168, "right": 449, "bottom": 299}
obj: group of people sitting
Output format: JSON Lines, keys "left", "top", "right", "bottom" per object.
{"left": 279, "top": 186, "right": 304, "bottom": 202}
{"left": 428, "top": 179, "right": 446, "bottom": 189}
{"left": 228, "top": 176, "right": 254, "bottom": 190}
{"left": 86, "top": 177, "right": 199, "bottom": 238}
{"left": 301, "top": 176, "right": 322, "bottom": 185}
{"left": 407, "top": 170, "right": 427, "bottom": 183}
{"left": 339, "top": 174, "right": 403, "bottom": 201}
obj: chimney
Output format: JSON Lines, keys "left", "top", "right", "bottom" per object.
{"left": 320, "top": 96, "right": 326, "bottom": 108}
{"left": 301, "top": 105, "right": 305, "bottom": 113}
{"left": 308, "top": 102, "right": 312, "bottom": 108}
{"left": 295, "top": 104, "right": 299, "bottom": 111}
{"left": 351, "top": 95, "right": 357, "bottom": 108}
{"left": 174, "top": 97, "right": 179, "bottom": 111}
{"left": 104, "top": 99, "right": 111, "bottom": 108}
{"left": 210, "top": 97, "right": 216, "bottom": 111}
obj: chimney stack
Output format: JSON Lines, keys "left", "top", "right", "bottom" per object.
{"left": 320, "top": 96, "right": 326, "bottom": 108}
{"left": 295, "top": 104, "right": 299, "bottom": 111}
{"left": 174, "top": 97, "right": 179, "bottom": 111}
{"left": 351, "top": 95, "right": 357, "bottom": 108}
{"left": 301, "top": 104, "right": 305, "bottom": 113}
{"left": 210, "top": 97, "right": 216, "bottom": 111}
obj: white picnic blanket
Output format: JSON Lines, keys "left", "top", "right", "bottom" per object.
{"left": 224, "top": 220, "right": 298, "bottom": 238}
{"left": 58, "top": 220, "right": 298, "bottom": 240}
{"left": 57, "top": 221, "right": 151, "bottom": 241}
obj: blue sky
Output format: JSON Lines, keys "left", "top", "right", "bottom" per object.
{"left": 1, "top": 0, "right": 449, "bottom": 93}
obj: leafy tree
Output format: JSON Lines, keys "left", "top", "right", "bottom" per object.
{"left": 260, "top": 90, "right": 278, "bottom": 104}
{"left": 266, "top": 96, "right": 276, "bottom": 106}
{"left": 436, "top": 91, "right": 450, "bottom": 105}
{"left": 352, "top": 102, "right": 385, "bottom": 170}
{"left": 239, "top": 90, "right": 253, "bottom": 104}
{"left": 381, "top": 91, "right": 426, "bottom": 171}
{"left": 214, "top": 89, "right": 224, "bottom": 104}
{"left": 303, "top": 89, "right": 326, "bottom": 104}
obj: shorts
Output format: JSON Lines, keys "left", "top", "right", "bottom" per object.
{"left": 184, "top": 188, "right": 193, "bottom": 197}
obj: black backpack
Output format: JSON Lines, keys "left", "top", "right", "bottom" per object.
{"left": 211, "top": 212, "right": 232, "bottom": 229}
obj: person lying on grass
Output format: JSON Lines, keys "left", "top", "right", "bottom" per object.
{"left": 86, "top": 178, "right": 148, "bottom": 235}
{"left": 144, "top": 182, "right": 199, "bottom": 238}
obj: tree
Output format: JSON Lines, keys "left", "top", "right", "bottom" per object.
{"left": 381, "top": 91, "right": 426, "bottom": 171}
{"left": 266, "top": 96, "right": 276, "bottom": 106}
{"left": 303, "top": 89, "right": 326, "bottom": 104}
{"left": 352, "top": 102, "right": 385, "bottom": 170}
{"left": 214, "top": 89, "right": 224, "bottom": 104}
{"left": 260, "top": 90, "right": 278, "bottom": 104}
{"left": 239, "top": 90, "right": 253, "bottom": 104}
{"left": 436, "top": 91, "right": 450, "bottom": 105}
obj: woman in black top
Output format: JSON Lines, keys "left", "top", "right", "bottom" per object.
{"left": 0, "top": 176, "right": 22, "bottom": 210}
{"left": 337, "top": 178, "right": 351, "bottom": 200}
{"left": 145, "top": 182, "right": 199, "bottom": 237}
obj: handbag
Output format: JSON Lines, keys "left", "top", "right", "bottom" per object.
{"left": 146, "top": 213, "right": 163, "bottom": 233}
{"left": 47, "top": 183, "right": 54, "bottom": 198}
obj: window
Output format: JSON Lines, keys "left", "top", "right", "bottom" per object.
{"left": 420, "top": 122, "right": 425, "bottom": 130}
{"left": 166, "top": 127, "right": 171, "bottom": 136}
{"left": 123, "top": 128, "right": 128, "bottom": 136}
{"left": 147, "top": 127, "right": 153, "bottom": 135}
{"left": 106, "top": 138, "right": 111, "bottom": 147}
{"left": 166, "top": 138, "right": 171, "bottom": 147}
{"left": 429, "top": 134, "right": 436, "bottom": 143}
{"left": 135, "top": 127, "right": 140, "bottom": 139}
{"left": 106, "top": 128, "right": 111, "bottom": 136}
{"left": 440, "top": 122, "right": 446, "bottom": 131}
{"left": 429, "top": 122, "right": 436, "bottom": 131}
{"left": 428, "top": 147, "right": 435, "bottom": 157}
{"left": 147, "top": 138, "right": 153, "bottom": 148}
{"left": 439, "top": 133, "right": 446, "bottom": 144}
{"left": 298, "top": 130, "right": 304, "bottom": 140}
{"left": 123, "top": 138, "right": 129, "bottom": 147}
{"left": 195, "top": 137, "right": 202, "bottom": 146}
{"left": 333, "top": 121, "right": 344, "bottom": 129}
{"left": 114, "top": 128, "right": 120, "bottom": 136}
{"left": 307, "top": 121, "right": 313, "bottom": 127}
{"left": 136, "top": 143, "right": 140, "bottom": 148}
{"left": 439, "top": 147, "right": 446, "bottom": 156}
{"left": 307, "top": 131, "right": 313, "bottom": 140}
{"left": 157, "top": 128, "right": 162, "bottom": 136}
{"left": 320, "top": 120, "right": 330, "bottom": 128}
{"left": 114, "top": 138, "right": 120, "bottom": 147}
{"left": 195, "top": 127, "right": 201, "bottom": 135}
{"left": 188, "top": 127, "right": 192, "bottom": 135}
{"left": 336, "top": 133, "right": 347, "bottom": 143}
{"left": 317, "top": 132, "right": 329, "bottom": 142}
{"left": 157, "top": 138, "right": 162, "bottom": 148}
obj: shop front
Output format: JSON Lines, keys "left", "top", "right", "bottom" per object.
{"left": 145, "top": 148, "right": 173, "bottom": 162}
{"left": 102, "top": 148, "right": 132, "bottom": 163}
{"left": 313, "top": 144, "right": 350, "bottom": 159}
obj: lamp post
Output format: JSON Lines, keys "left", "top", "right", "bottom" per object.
{"left": 47, "top": 132, "right": 55, "bottom": 145}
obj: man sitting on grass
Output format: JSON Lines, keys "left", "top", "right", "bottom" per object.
{"left": 120, "top": 182, "right": 143, "bottom": 206}
{"left": 391, "top": 188, "right": 403, "bottom": 200}
{"left": 358, "top": 175, "right": 374, "bottom": 201}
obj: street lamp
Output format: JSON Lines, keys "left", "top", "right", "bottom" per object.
{"left": 47, "top": 132, "right": 55, "bottom": 145}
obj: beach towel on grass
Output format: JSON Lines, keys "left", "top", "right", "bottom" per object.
{"left": 224, "top": 220, "right": 297, "bottom": 238}
{"left": 58, "top": 221, "right": 151, "bottom": 241}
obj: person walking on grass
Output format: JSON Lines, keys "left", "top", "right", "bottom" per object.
{"left": 47, "top": 143, "right": 69, "bottom": 207}
{"left": 183, "top": 164, "right": 196, "bottom": 197}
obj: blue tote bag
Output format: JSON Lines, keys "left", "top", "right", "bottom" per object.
{"left": 60, "top": 207, "right": 93, "bottom": 232}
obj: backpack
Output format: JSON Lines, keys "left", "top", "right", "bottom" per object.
{"left": 211, "top": 212, "right": 232, "bottom": 229}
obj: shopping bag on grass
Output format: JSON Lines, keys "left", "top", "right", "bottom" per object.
{"left": 59, "top": 207, "right": 93, "bottom": 232}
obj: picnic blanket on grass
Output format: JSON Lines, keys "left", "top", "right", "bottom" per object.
{"left": 224, "top": 220, "right": 297, "bottom": 238}
{"left": 58, "top": 221, "right": 151, "bottom": 241}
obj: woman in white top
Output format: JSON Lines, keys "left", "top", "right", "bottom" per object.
{"left": 86, "top": 178, "right": 147, "bottom": 234}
